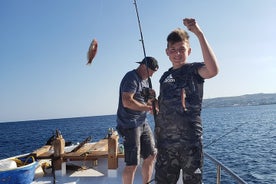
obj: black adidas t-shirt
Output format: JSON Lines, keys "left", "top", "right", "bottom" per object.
{"left": 155, "top": 63, "right": 205, "bottom": 147}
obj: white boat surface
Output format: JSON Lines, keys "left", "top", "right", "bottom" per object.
{"left": 0, "top": 131, "right": 247, "bottom": 184}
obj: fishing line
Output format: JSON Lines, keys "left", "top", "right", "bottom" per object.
{"left": 205, "top": 121, "right": 248, "bottom": 148}
{"left": 133, "top": 0, "right": 157, "bottom": 117}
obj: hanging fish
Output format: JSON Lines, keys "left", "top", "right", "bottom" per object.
{"left": 86, "top": 39, "right": 98, "bottom": 65}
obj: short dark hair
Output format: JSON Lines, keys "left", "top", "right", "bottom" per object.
{"left": 167, "top": 28, "right": 190, "bottom": 48}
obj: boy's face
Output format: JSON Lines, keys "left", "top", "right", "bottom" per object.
{"left": 166, "top": 41, "right": 191, "bottom": 69}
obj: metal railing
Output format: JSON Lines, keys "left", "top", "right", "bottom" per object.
{"left": 204, "top": 152, "right": 247, "bottom": 184}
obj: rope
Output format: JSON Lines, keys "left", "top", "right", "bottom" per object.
{"left": 11, "top": 156, "right": 35, "bottom": 167}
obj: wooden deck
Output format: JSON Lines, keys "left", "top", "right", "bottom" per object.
{"left": 31, "top": 131, "right": 124, "bottom": 170}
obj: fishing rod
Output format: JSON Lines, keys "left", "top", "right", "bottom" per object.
{"left": 133, "top": 1, "right": 146, "bottom": 58}
{"left": 133, "top": 0, "right": 157, "bottom": 117}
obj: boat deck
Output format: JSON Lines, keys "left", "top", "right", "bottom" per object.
{"left": 30, "top": 132, "right": 167, "bottom": 183}
{"left": 2, "top": 130, "right": 247, "bottom": 184}
{"left": 32, "top": 157, "right": 160, "bottom": 184}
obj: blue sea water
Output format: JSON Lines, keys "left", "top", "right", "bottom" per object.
{"left": 0, "top": 104, "right": 275, "bottom": 184}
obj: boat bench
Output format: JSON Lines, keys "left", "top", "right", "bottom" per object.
{"left": 31, "top": 132, "right": 124, "bottom": 170}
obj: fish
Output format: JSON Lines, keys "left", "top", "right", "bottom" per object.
{"left": 86, "top": 39, "right": 98, "bottom": 65}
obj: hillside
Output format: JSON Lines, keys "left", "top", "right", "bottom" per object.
{"left": 202, "top": 93, "right": 276, "bottom": 108}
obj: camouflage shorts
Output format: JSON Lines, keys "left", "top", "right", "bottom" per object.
{"left": 155, "top": 142, "right": 203, "bottom": 184}
{"left": 118, "top": 123, "right": 156, "bottom": 166}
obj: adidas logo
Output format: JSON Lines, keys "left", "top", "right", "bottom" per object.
{"left": 164, "top": 74, "right": 175, "bottom": 83}
{"left": 194, "top": 168, "right": 201, "bottom": 174}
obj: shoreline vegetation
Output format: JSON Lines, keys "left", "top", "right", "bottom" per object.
{"left": 203, "top": 93, "right": 276, "bottom": 108}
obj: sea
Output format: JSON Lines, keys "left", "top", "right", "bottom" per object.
{"left": 0, "top": 104, "right": 275, "bottom": 184}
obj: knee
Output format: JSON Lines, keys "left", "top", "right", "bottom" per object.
{"left": 125, "top": 165, "right": 138, "bottom": 172}
{"left": 145, "top": 153, "right": 156, "bottom": 163}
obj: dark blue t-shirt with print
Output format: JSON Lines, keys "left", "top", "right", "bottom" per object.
{"left": 116, "top": 70, "right": 149, "bottom": 129}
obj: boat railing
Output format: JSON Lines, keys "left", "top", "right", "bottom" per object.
{"left": 204, "top": 152, "right": 247, "bottom": 184}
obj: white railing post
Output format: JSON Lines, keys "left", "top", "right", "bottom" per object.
{"left": 204, "top": 152, "right": 247, "bottom": 184}
{"left": 216, "top": 165, "right": 221, "bottom": 184}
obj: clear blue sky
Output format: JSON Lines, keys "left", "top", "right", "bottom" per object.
{"left": 1, "top": 0, "right": 275, "bottom": 123}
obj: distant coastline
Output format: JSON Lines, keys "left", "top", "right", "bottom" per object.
{"left": 203, "top": 93, "right": 276, "bottom": 108}
{"left": 1, "top": 93, "right": 275, "bottom": 123}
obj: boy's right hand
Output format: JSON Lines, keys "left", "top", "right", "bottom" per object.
{"left": 183, "top": 18, "right": 202, "bottom": 35}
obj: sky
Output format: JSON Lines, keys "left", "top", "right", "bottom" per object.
{"left": 0, "top": 0, "right": 275, "bottom": 123}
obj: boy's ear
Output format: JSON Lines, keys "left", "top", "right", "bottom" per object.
{"left": 188, "top": 48, "right": 192, "bottom": 55}
{"left": 165, "top": 48, "right": 169, "bottom": 56}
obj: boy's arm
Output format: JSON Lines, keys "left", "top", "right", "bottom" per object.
{"left": 183, "top": 18, "right": 219, "bottom": 79}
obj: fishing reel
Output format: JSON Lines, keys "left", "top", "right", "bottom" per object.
{"left": 141, "top": 87, "right": 155, "bottom": 102}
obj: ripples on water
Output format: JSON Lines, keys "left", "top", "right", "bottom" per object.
{"left": 0, "top": 104, "right": 275, "bottom": 184}
{"left": 202, "top": 105, "right": 276, "bottom": 184}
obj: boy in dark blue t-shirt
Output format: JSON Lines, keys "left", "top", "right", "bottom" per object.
{"left": 155, "top": 18, "right": 219, "bottom": 184}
